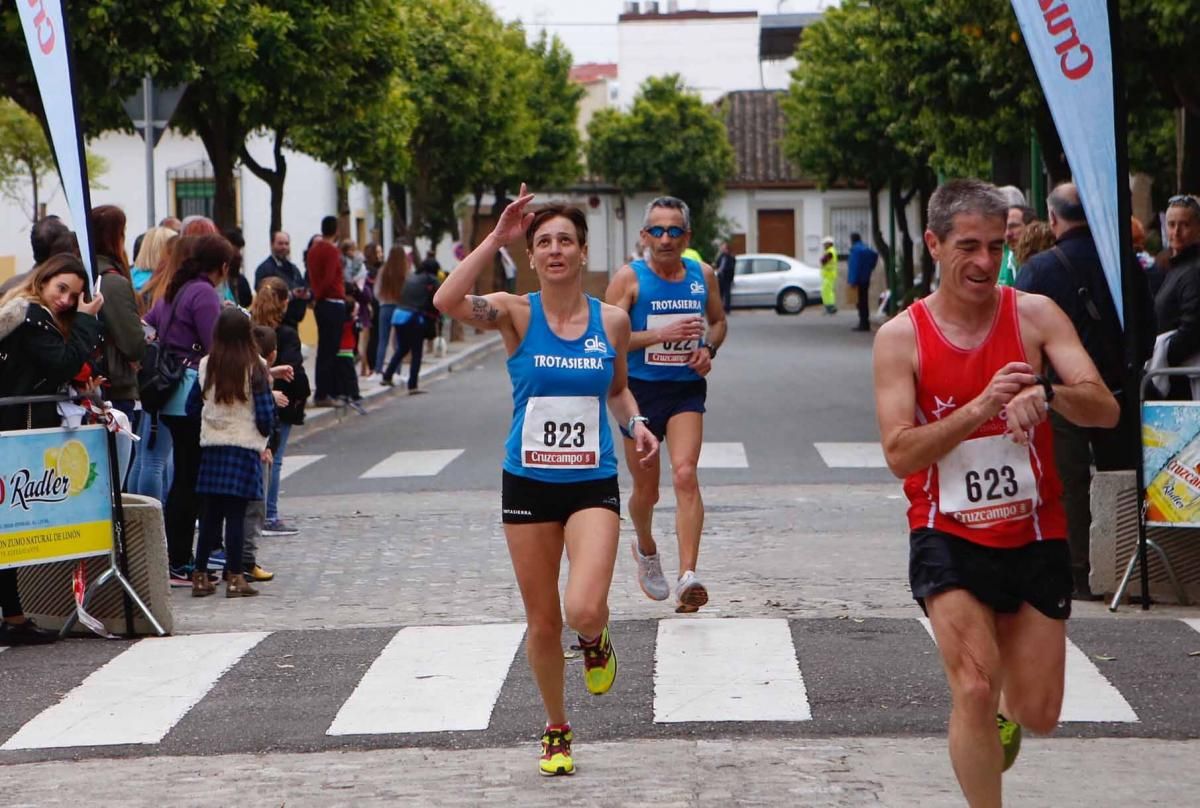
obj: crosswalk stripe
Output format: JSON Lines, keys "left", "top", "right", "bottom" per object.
{"left": 279, "top": 454, "right": 324, "bottom": 480}
{"left": 697, "top": 442, "right": 748, "bottom": 469}
{"left": 327, "top": 623, "right": 526, "bottom": 735}
{"left": 1184, "top": 619, "right": 1200, "bottom": 636}
{"left": 653, "top": 618, "right": 810, "bottom": 723}
{"left": 359, "top": 449, "right": 465, "bottom": 478}
{"left": 814, "top": 442, "right": 887, "bottom": 468}
{"left": 0, "top": 632, "right": 269, "bottom": 750}
{"left": 917, "top": 618, "right": 1137, "bottom": 723}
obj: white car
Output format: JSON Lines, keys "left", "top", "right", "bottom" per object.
{"left": 730, "top": 253, "right": 823, "bottom": 314}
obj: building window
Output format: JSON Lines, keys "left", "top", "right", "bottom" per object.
{"left": 829, "top": 207, "right": 872, "bottom": 254}
{"left": 174, "top": 179, "right": 217, "bottom": 220}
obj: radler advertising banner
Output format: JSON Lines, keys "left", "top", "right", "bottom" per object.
{"left": 0, "top": 425, "right": 113, "bottom": 569}
{"left": 1142, "top": 403, "right": 1200, "bottom": 527}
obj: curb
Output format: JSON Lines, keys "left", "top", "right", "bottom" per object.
{"left": 291, "top": 334, "right": 504, "bottom": 440}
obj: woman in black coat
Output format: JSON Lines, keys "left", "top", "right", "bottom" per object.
{"left": 0, "top": 254, "right": 104, "bottom": 645}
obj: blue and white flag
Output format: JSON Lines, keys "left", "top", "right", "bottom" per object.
{"left": 14, "top": 0, "right": 94, "bottom": 285}
{"left": 1011, "top": 0, "right": 1123, "bottom": 326}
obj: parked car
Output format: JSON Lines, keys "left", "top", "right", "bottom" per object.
{"left": 730, "top": 253, "right": 822, "bottom": 314}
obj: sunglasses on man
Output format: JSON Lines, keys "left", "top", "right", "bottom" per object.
{"left": 644, "top": 225, "right": 687, "bottom": 239}
{"left": 1168, "top": 194, "right": 1200, "bottom": 210}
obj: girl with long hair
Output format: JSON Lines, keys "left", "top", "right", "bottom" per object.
{"left": 373, "top": 245, "right": 409, "bottom": 372}
{"left": 433, "top": 186, "right": 659, "bottom": 776}
{"left": 0, "top": 255, "right": 104, "bottom": 645}
{"left": 131, "top": 226, "right": 179, "bottom": 297}
{"left": 186, "top": 307, "right": 275, "bottom": 598}
{"left": 251, "top": 276, "right": 309, "bottom": 535}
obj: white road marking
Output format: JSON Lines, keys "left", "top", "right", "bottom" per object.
{"left": 1, "top": 632, "right": 269, "bottom": 749}
{"left": 918, "top": 619, "right": 1137, "bottom": 723}
{"left": 653, "top": 618, "right": 810, "bottom": 723}
{"left": 327, "top": 623, "right": 526, "bottom": 735}
{"left": 279, "top": 454, "right": 324, "bottom": 480}
{"left": 697, "top": 442, "right": 749, "bottom": 469}
{"left": 359, "top": 449, "right": 465, "bottom": 478}
{"left": 1183, "top": 619, "right": 1200, "bottom": 636}
{"left": 814, "top": 442, "right": 887, "bottom": 468}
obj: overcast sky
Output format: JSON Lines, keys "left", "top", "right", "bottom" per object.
{"left": 489, "top": 0, "right": 834, "bottom": 65}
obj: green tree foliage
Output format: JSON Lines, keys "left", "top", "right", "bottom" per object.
{"left": 586, "top": 75, "right": 734, "bottom": 256}
{"left": 169, "top": 0, "right": 402, "bottom": 231}
{"left": 0, "top": 98, "right": 107, "bottom": 223}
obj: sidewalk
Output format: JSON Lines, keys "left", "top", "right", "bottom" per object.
{"left": 292, "top": 327, "right": 502, "bottom": 435}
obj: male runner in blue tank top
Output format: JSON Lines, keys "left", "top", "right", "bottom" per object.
{"left": 606, "top": 196, "right": 728, "bottom": 612}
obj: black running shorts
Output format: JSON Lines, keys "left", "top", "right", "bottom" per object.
{"left": 909, "top": 529, "right": 1073, "bottom": 620}
{"left": 501, "top": 471, "right": 620, "bottom": 525}
{"left": 622, "top": 377, "right": 707, "bottom": 441}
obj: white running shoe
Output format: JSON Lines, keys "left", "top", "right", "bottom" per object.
{"left": 674, "top": 570, "right": 709, "bottom": 614}
{"left": 631, "top": 541, "right": 670, "bottom": 601}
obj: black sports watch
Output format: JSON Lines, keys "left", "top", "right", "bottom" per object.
{"left": 1035, "top": 374, "right": 1055, "bottom": 406}
{"left": 704, "top": 344, "right": 718, "bottom": 360}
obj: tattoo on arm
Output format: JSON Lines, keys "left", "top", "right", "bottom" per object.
{"left": 468, "top": 295, "right": 499, "bottom": 322}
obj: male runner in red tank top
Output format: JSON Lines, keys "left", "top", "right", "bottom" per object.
{"left": 873, "top": 179, "right": 1119, "bottom": 808}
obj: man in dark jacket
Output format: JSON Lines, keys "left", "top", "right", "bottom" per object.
{"left": 847, "top": 233, "right": 879, "bottom": 331}
{"left": 1016, "top": 182, "right": 1151, "bottom": 599}
{"left": 1153, "top": 194, "right": 1200, "bottom": 400}
{"left": 714, "top": 241, "right": 736, "bottom": 313}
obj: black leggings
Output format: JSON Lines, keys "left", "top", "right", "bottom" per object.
{"left": 197, "top": 494, "right": 249, "bottom": 576}
{"left": 162, "top": 415, "right": 202, "bottom": 568}
{"left": 383, "top": 317, "right": 425, "bottom": 390}
{"left": 0, "top": 569, "right": 22, "bottom": 617}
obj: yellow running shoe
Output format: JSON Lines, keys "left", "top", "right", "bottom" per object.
{"left": 539, "top": 725, "right": 575, "bottom": 776}
{"left": 997, "top": 713, "right": 1022, "bottom": 772}
{"left": 577, "top": 626, "right": 617, "bottom": 695}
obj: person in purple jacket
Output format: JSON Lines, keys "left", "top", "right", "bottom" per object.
{"left": 144, "top": 234, "right": 236, "bottom": 584}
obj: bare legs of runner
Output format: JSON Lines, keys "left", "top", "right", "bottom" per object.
{"left": 505, "top": 509, "right": 619, "bottom": 724}
{"left": 625, "top": 412, "right": 704, "bottom": 578}
{"left": 926, "top": 589, "right": 1066, "bottom": 808}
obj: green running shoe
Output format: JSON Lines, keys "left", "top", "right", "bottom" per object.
{"left": 997, "top": 713, "right": 1022, "bottom": 772}
{"left": 577, "top": 626, "right": 618, "bottom": 695}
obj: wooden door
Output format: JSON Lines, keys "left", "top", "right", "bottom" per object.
{"left": 756, "top": 209, "right": 796, "bottom": 256}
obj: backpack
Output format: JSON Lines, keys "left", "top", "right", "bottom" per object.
{"left": 1050, "top": 247, "right": 1129, "bottom": 392}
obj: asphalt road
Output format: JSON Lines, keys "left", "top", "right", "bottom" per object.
{"left": 282, "top": 308, "right": 894, "bottom": 496}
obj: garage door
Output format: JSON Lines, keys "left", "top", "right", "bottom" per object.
{"left": 757, "top": 209, "right": 795, "bottom": 257}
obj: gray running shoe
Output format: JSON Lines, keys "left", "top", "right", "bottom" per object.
{"left": 674, "top": 570, "right": 709, "bottom": 614}
{"left": 632, "top": 541, "right": 670, "bottom": 601}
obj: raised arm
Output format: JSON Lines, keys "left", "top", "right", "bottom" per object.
{"left": 433, "top": 183, "right": 536, "bottom": 331}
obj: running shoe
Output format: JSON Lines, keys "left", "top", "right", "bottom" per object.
{"left": 348, "top": 399, "right": 368, "bottom": 415}
{"left": 576, "top": 626, "right": 618, "bottom": 695}
{"left": 168, "top": 565, "right": 193, "bottom": 587}
{"left": 262, "top": 520, "right": 300, "bottom": 537}
{"left": 997, "top": 713, "right": 1022, "bottom": 772}
{"left": 674, "top": 570, "right": 709, "bottom": 614}
{"left": 631, "top": 541, "right": 670, "bottom": 601}
{"left": 539, "top": 724, "right": 575, "bottom": 776}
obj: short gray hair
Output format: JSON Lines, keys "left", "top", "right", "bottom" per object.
{"left": 927, "top": 179, "right": 1008, "bottom": 241}
{"left": 643, "top": 196, "right": 691, "bottom": 230}
{"left": 1047, "top": 183, "right": 1086, "bottom": 223}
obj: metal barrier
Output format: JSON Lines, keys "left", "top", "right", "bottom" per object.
{"left": 0, "top": 393, "right": 165, "bottom": 636}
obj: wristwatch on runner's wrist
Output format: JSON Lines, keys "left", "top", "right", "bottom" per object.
{"left": 704, "top": 344, "right": 717, "bottom": 359}
{"left": 1035, "top": 374, "right": 1055, "bottom": 406}
{"left": 628, "top": 415, "right": 650, "bottom": 434}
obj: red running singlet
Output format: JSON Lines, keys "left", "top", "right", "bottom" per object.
{"left": 903, "top": 286, "right": 1066, "bottom": 549}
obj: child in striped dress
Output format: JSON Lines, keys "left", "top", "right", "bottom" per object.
{"left": 187, "top": 308, "right": 276, "bottom": 598}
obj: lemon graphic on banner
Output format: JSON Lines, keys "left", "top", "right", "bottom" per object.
{"left": 57, "top": 440, "right": 91, "bottom": 496}
{"left": 43, "top": 446, "right": 61, "bottom": 471}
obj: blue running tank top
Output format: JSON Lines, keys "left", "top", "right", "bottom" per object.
{"left": 628, "top": 257, "right": 707, "bottom": 382}
{"left": 504, "top": 293, "right": 617, "bottom": 482}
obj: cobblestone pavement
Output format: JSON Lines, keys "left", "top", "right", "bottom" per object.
{"left": 3, "top": 736, "right": 1196, "bottom": 807}
{"left": 170, "top": 483, "right": 1187, "bottom": 634}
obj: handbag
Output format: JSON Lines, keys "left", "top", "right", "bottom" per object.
{"left": 137, "top": 293, "right": 196, "bottom": 413}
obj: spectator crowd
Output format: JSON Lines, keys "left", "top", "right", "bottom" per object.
{"left": 0, "top": 207, "right": 441, "bottom": 644}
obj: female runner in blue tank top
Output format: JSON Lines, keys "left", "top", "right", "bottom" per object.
{"left": 434, "top": 184, "right": 659, "bottom": 777}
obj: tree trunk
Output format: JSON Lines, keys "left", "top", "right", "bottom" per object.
{"left": 917, "top": 171, "right": 936, "bottom": 298}
{"left": 891, "top": 180, "right": 917, "bottom": 304}
{"left": 1033, "top": 101, "right": 1071, "bottom": 185}
{"left": 190, "top": 103, "right": 241, "bottom": 230}
{"left": 335, "top": 168, "right": 351, "bottom": 240}
{"left": 1177, "top": 106, "right": 1200, "bottom": 194}
{"left": 386, "top": 181, "right": 409, "bottom": 242}
{"left": 239, "top": 129, "right": 287, "bottom": 241}
{"left": 867, "top": 182, "right": 891, "bottom": 275}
